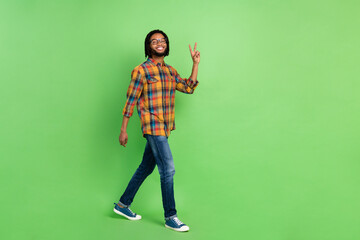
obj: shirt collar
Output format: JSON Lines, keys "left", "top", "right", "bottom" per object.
{"left": 147, "top": 57, "right": 167, "bottom": 67}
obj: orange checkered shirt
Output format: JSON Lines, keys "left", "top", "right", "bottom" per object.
{"left": 122, "top": 58, "right": 199, "bottom": 137}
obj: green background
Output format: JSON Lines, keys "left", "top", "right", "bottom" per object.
{"left": 1, "top": 0, "right": 360, "bottom": 239}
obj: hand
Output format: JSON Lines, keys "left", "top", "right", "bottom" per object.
{"left": 189, "top": 42, "right": 200, "bottom": 64}
{"left": 119, "top": 131, "right": 128, "bottom": 147}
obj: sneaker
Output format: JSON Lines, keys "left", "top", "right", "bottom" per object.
{"left": 113, "top": 203, "right": 141, "bottom": 220}
{"left": 165, "top": 217, "right": 190, "bottom": 232}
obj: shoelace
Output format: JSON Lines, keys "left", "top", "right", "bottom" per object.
{"left": 126, "top": 208, "right": 135, "bottom": 216}
{"left": 173, "top": 217, "right": 184, "bottom": 225}
{"left": 115, "top": 203, "right": 136, "bottom": 216}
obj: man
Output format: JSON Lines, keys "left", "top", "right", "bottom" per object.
{"left": 113, "top": 29, "right": 200, "bottom": 232}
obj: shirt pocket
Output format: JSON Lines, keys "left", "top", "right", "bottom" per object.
{"left": 144, "top": 75, "right": 162, "bottom": 109}
{"left": 146, "top": 75, "right": 160, "bottom": 84}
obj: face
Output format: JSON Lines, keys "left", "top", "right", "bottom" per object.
{"left": 149, "top": 33, "right": 167, "bottom": 57}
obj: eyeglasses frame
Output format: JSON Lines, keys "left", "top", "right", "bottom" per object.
{"left": 149, "top": 38, "right": 167, "bottom": 45}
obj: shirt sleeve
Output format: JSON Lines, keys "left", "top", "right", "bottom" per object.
{"left": 173, "top": 68, "right": 199, "bottom": 94}
{"left": 122, "top": 68, "right": 144, "bottom": 117}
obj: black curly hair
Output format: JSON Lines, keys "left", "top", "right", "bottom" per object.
{"left": 144, "top": 29, "right": 170, "bottom": 58}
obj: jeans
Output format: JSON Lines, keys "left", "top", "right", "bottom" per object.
{"left": 119, "top": 134, "right": 177, "bottom": 219}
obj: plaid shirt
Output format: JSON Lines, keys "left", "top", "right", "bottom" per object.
{"left": 122, "top": 57, "right": 199, "bottom": 137}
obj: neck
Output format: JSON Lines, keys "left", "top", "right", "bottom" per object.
{"left": 151, "top": 55, "right": 165, "bottom": 65}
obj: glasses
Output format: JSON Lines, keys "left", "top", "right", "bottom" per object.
{"left": 150, "top": 38, "right": 167, "bottom": 45}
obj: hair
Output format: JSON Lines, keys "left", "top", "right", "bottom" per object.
{"left": 144, "top": 29, "right": 170, "bottom": 58}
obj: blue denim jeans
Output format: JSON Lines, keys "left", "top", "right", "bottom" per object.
{"left": 119, "top": 134, "right": 177, "bottom": 219}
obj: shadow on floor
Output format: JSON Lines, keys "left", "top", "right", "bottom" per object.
{"left": 106, "top": 209, "right": 164, "bottom": 226}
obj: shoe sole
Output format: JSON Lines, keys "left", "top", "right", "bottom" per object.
{"left": 113, "top": 208, "right": 141, "bottom": 221}
{"left": 165, "top": 224, "right": 190, "bottom": 232}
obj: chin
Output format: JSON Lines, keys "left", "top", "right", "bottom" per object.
{"left": 154, "top": 52, "right": 166, "bottom": 57}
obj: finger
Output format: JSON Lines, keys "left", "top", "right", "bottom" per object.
{"left": 189, "top": 44, "right": 193, "bottom": 54}
{"left": 194, "top": 42, "right": 197, "bottom": 52}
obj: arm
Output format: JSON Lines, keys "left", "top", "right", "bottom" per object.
{"left": 189, "top": 42, "right": 200, "bottom": 80}
{"left": 190, "top": 62, "right": 199, "bottom": 81}
{"left": 119, "top": 68, "right": 144, "bottom": 147}
{"left": 174, "top": 66, "right": 199, "bottom": 94}
{"left": 119, "top": 116, "right": 129, "bottom": 147}
{"left": 174, "top": 43, "right": 201, "bottom": 94}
